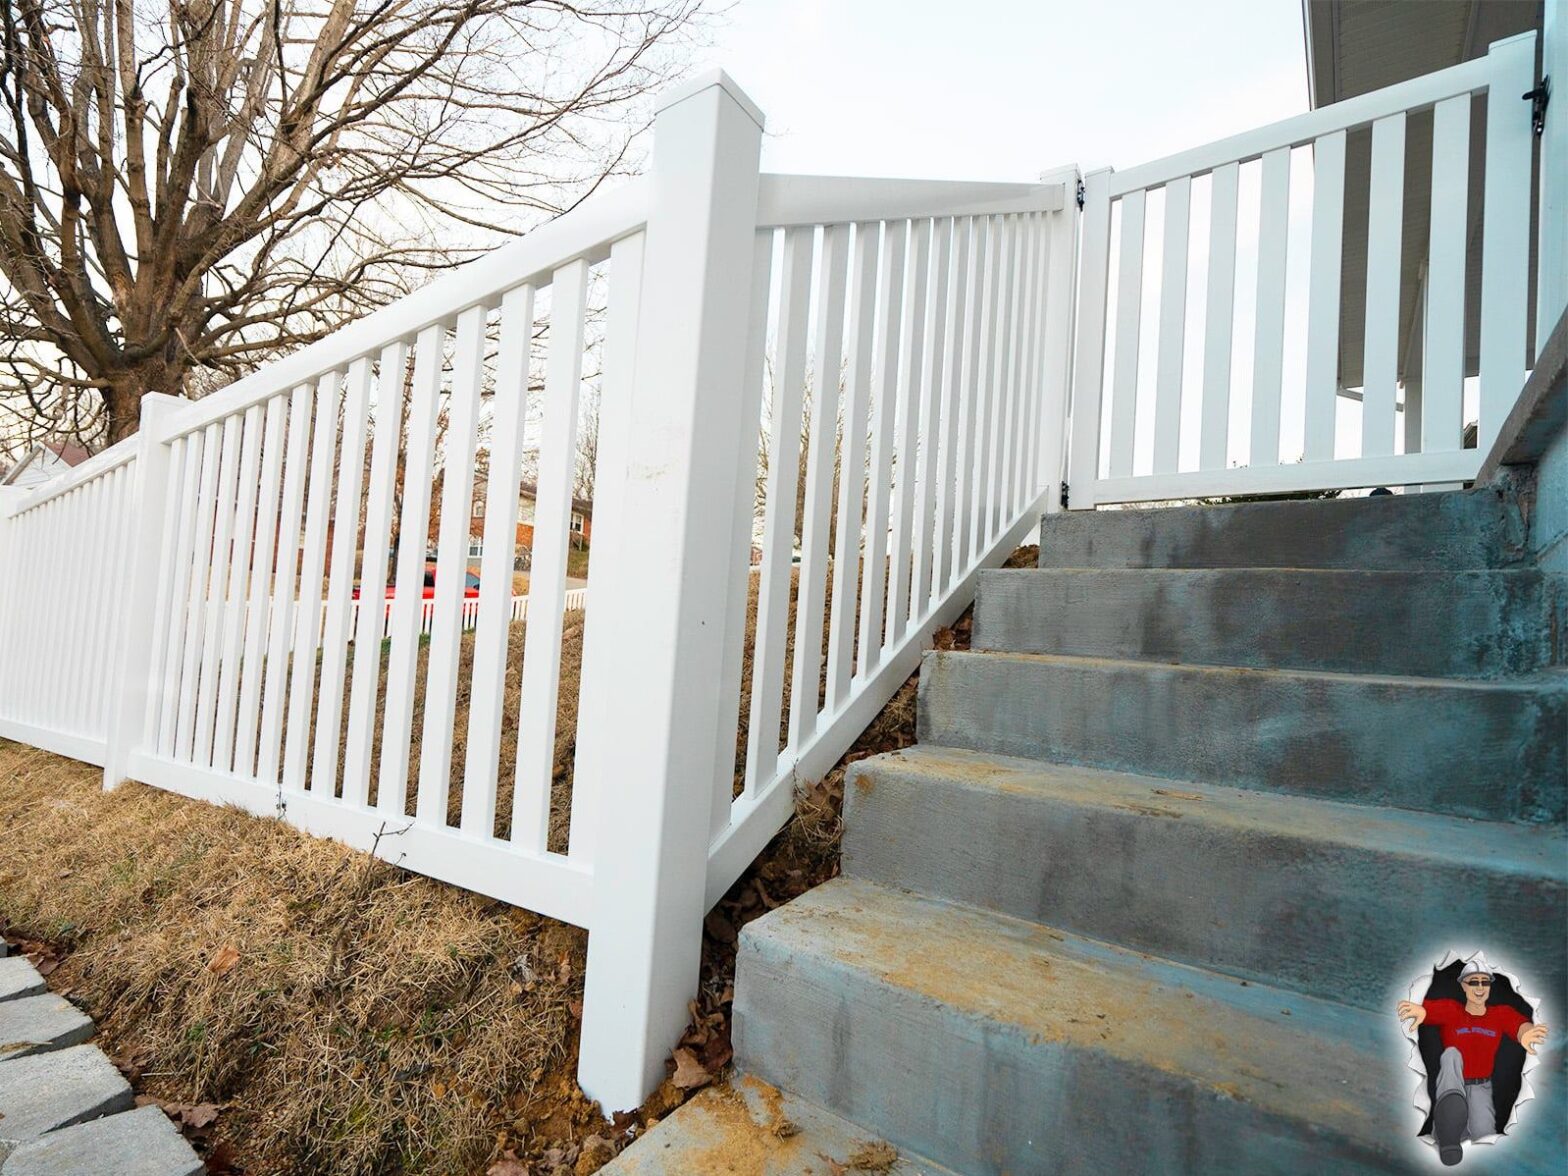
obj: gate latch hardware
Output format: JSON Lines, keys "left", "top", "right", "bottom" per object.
{"left": 1525, "top": 76, "right": 1550, "bottom": 136}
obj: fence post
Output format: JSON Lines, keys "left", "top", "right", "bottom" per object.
{"left": 575, "top": 70, "right": 764, "bottom": 1111}
{"left": 103, "top": 392, "right": 186, "bottom": 790}
{"left": 1537, "top": 6, "right": 1565, "bottom": 354}
{"left": 1038, "top": 165, "right": 1082, "bottom": 515}
{"left": 1477, "top": 32, "right": 1535, "bottom": 452}
{"left": 1066, "top": 167, "right": 1113, "bottom": 510}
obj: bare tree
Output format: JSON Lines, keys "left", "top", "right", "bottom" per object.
{"left": 754, "top": 357, "right": 847, "bottom": 552}
{"left": 0, "top": 0, "right": 704, "bottom": 451}
{"left": 573, "top": 386, "right": 599, "bottom": 502}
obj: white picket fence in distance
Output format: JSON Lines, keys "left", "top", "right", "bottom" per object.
{"left": 1069, "top": 32, "right": 1537, "bottom": 506}
{"left": 321, "top": 589, "right": 588, "bottom": 644}
{"left": 0, "top": 71, "right": 1077, "bottom": 1111}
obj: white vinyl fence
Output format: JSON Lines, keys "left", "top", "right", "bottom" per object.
{"left": 0, "top": 72, "right": 1076, "bottom": 1111}
{"left": 1068, "top": 33, "right": 1537, "bottom": 506}
{"left": 0, "top": 445, "right": 139, "bottom": 765}
{"left": 0, "top": 38, "right": 1550, "bottom": 1111}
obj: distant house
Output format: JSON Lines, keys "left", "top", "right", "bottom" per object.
{"left": 468, "top": 479, "right": 592, "bottom": 563}
{"left": 0, "top": 441, "right": 92, "bottom": 489}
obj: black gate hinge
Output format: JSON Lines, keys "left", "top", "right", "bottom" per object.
{"left": 1059, "top": 481, "right": 1070, "bottom": 509}
{"left": 1075, "top": 179, "right": 1085, "bottom": 211}
{"left": 1525, "top": 76, "right": 1550, "bottom": 137}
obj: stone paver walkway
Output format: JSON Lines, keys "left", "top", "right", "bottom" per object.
{"left": 0, "top": 943, "right": 204, "bottom": 1175}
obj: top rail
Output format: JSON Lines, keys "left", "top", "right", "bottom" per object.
{"left": 757, "top": 174, "right": 1067, "bottom": 227}
{"left": 166, "top": 179, "right": 649, "bottom": 440}
{"left": 1108, "top": 34, "right": 1529, "bottom": 196}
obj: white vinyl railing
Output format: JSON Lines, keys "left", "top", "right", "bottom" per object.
{"left": 0, "top": 39, "right": 1549, "bottom": 1112}
{"left": 1068, "top": 33, "right": 1537, "bottom": 506}
{"left": 0, "top": 441, "right": 140, "bottom": 764}
{"left": 0, "top": 71, "right": 1076, "bottom": 1111}
{"left": 700, "top": 176, "right": 1076, "bottom": 900}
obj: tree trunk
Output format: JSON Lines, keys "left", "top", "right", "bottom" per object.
{"left": 103, "top": 360, "right": 187, "bottom": 445}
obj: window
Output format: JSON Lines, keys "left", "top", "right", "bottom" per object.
{"left": 570, "top": 513, "right": 585, "bottom": 533}
{"left": 474, "top": 500, "right": 486, "bottom": 518}
{"left": 468, "top": 541, "right": 483, "bottom": 559}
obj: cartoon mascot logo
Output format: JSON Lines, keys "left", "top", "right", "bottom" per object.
{"left": 1396, "top": 951, "right": 1549, "bottom": 1166}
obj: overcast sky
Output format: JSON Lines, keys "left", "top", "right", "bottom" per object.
{"left": 699, "top": 0, "right": 1311, "bottom": 182}
{"left": 693, "top": 0, "right": 1376, "bottom": 472}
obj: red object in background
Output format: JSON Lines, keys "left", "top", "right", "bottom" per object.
{"left": 352, "top": 563, "right": 480, "bottom": 600}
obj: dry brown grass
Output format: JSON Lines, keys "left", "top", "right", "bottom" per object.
{"left": 0, "top": 741, "right": 584, "bottom": 1176}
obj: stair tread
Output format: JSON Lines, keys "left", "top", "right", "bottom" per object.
{"left": 918, "top": 649, "right": 1567, "bottom": 825}
{"left": 1037, "top": 487, "right": 1524, "bottom": 570}
{"left": 601, "top": 1075, "right": 959, "bottom": 1176}
{"left": 934, "top": 647, "right": 1568, "bottom": 692}
{"left": 854, "top": 745, "right": 1568, "bottom": 876}
{"left": 998, "top": 566, "right": 1548, "bottom": 578}
{"left": 743, "top": 876, "right": 1394, "bottom": 1146}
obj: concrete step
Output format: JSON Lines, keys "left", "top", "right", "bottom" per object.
{"left": 734, "top": 877, "right": 1416, "bottom": 1175}
{"left": 974, "top": 568, "right": 1565, "bottom": 678}
{"left": 1039, "top": 487, "right": 1526, "bottom": 570}
{"left": 601, "top": 1074, "right": 959, "bottom": 1175}
{"left": 0, "top": 996, "right": 93, "bottom": 1063}
{"left": 841, "top": 746, "right": 1568, "bottom": 1013}
{"left": 0, "top": 1046, "right": 134, "bottom": 1156}
{"left": 0, "top": 959, "right": 47, "bottom": 1004}
{"left": 918, "top": 650, "right": 1568, "bottom": 825}
{"left": 0, "top": 1105, "right": 203, "bottom": 1176}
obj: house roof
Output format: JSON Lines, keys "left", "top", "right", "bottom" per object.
{"left": 0, "top": 440, "right": 92, "bottom": 486}
{"left": 516, "top": 479, "right": 593, "bottom": 519}
{"left": 1300, "top": 1, "right": 1541, "bottom": 388}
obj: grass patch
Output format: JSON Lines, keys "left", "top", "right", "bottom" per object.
{"left": 0, "top": 741, "right": 583, "bottom": 1176}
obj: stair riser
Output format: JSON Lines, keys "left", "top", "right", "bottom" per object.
{"left": 734, "top": 936, "right": 1403, "bottom": 1175}
{"left": 1040, "top": 488, "right": 1525, "bottom": 570}
{"left": 918, "top": 653, "right": 1567, "bottom": 824}
{"left": 975, "top": 569, "right": 1565, "bottom": 678}
{"left": 842, "top": 761, "right": 1568, "bottom": 1013}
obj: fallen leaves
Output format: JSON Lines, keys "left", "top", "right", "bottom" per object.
{"left": 669, "top": 1047, "right": 711, "bottom": 1091}
{"left": 205, "top": 944, "right": 240, "bottom": 975}
{"left": 703, "top": 908, "right": 738, "bottom": 945}
{"left": 137, "top": 1095, "right": 223, "bottom": 1136}
{"left": 11, "top": 936, "right": 64, "bottom": 977}
{"left": 846, "top": 1139, "right": 899, "bottom": 1171}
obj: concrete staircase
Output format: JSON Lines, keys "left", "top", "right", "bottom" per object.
{"left": 608, "top": 486, "right": 1567, "bottom": 1174}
